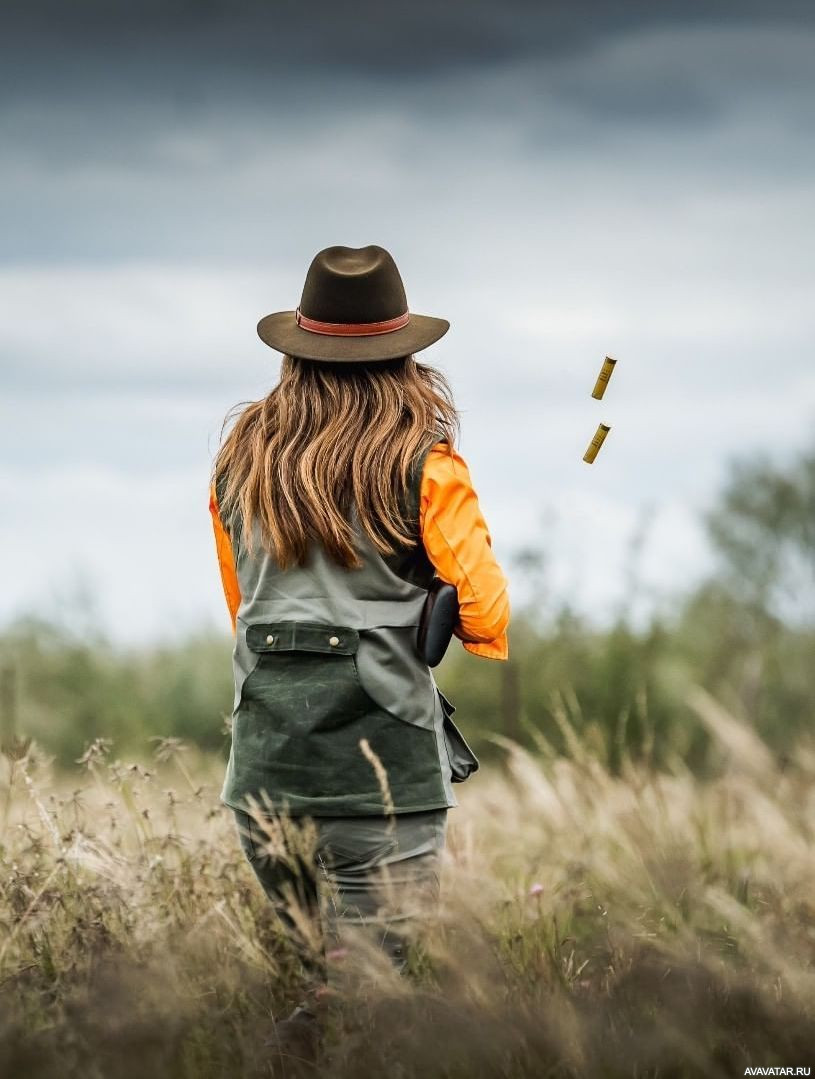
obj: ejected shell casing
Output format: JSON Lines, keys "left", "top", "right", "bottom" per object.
{"left": 591, "top": 355, "right": 617, "bottom": 399}
{"left": 583, "top": 423, "right": 611, "bottom": 463}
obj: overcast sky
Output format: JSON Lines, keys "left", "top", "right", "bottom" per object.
{"left": 1, "top": 1, "right": 814, "bottom": 642}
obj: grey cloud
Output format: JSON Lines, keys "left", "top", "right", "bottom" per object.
{"left": 2, "top": 0, "right": 814, "bottom": 114}
{"left": 4, "top": 1, "right": 814, "bottom": 70}
{"left": 3, "top": 24, "right": 815, "bottom": 266}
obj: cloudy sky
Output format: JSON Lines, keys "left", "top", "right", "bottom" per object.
{"left": 2, "top": 1, "right": 814, "bottom": 642}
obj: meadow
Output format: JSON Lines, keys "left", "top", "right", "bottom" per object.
{"left": 2, "top": 695, "right": 815, "bottom": 1078}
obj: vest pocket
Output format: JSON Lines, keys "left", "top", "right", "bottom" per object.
{"left": 228, "top": 620, "right": 449, "bottom": 814}
{"left": 241, "top": 621, "right": 369, "bottom": 734}
{"left": 437, "top": 689, "right": 480, "bottom": 783}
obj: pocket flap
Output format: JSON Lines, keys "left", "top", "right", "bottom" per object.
{"left": 246, "top": 620, "right": 360, "bottom": 655}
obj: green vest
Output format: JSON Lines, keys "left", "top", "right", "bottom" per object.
{"left": 218, "top": 437, "right": 479, "bottom": 817}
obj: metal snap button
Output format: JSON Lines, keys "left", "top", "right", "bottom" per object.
{"left": 328, "top": 635, "right": 340, "bottom": 647}
{"left": 266, "top": 634, "right": 275, "bottom": 645}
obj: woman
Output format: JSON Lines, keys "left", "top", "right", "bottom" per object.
{"left": 209, "top": 244, "right": 509, "bottom": 1044}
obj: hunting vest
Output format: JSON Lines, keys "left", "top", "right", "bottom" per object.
{"left": 218, "top": 437, "right": 479, "bottom": 817}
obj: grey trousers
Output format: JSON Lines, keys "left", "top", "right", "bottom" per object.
{"left": 234, "top": 807, "right": 447, "bottom": 980}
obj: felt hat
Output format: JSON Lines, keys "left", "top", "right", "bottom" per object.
{"left": 257, "top": 245, "right": 450, "bottom": 362}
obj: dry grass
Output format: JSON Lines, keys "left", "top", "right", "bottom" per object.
{"left": 2, "top": 695, "right": 815, "bottom": 1078}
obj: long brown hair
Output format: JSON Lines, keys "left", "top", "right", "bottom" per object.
{"left": 213, "top": 354, "right": 459, "bottom": 569}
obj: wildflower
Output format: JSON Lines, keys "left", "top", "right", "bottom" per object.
{"left": 76, "top": 738, "right": 113, "bottom": 769}
{"left": 529, "top": 882, "right": 544, "bottom": 897}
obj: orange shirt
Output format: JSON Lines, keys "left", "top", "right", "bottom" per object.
{"left": 209, "top": 441, "right": 510, "bottom": 660}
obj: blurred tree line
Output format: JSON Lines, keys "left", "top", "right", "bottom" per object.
{"left": 2, "top": 441, "right": 814, "bottom": 773}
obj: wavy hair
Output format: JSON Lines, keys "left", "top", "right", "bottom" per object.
{"left": 213, "top": 354, "right": 459, "bottom": 569}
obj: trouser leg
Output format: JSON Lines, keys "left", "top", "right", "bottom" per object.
{"left": 316, "top": 809, "right": 448, "bottom": 977}
{"left": 234, "top": 807, "right": 448, "bottom": 983}
{"left": 233, "top": 808, "right": 324, "bottom": 980}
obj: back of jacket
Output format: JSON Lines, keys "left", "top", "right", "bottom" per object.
{"left": 218, "top": 436, "right": 476, "bottom": 817}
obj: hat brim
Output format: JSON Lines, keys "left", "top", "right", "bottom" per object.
{"left": 256, "top": 310, "right": 450, "bottom": 362}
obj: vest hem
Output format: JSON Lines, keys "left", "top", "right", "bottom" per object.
{"left": 219, "top": 794, "right": 456, "bottom": 818}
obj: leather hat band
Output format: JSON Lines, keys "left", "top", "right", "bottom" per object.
{"left": 295, "top": 307, "right": 410, "bottom": 336}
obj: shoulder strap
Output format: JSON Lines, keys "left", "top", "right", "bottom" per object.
{"left": 214, "top": 467, "right": 244, "bottom": 549}
{"left": 378, "top": 431, "right": 445, "bottom": 586}
{"left": 401, "top": 430, "right": 446, "bottom": 531}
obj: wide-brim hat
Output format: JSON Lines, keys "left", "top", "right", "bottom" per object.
{"left": 257, "top": 244, "right": 450, "bottom": 362}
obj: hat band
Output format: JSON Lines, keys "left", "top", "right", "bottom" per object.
{"left": 295, "top": 307, "right": 410, "bottom": 336}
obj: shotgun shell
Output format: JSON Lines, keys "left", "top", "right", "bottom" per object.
{"left": 591, "top": 355, "right": 617, "bottom": 399}
{"left": 583, "top": 423, "right": 611, "bottom": 463}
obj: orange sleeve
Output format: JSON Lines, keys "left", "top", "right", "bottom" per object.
{"left": 419, "top": 442, "right": 510, "bottom": 661}
{"left": 209, "top": 482, "right": 241, "bottom": 635}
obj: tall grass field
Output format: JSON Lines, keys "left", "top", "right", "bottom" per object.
{"left": 2, "top": 688, "right": 814, "bottom": 1078}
